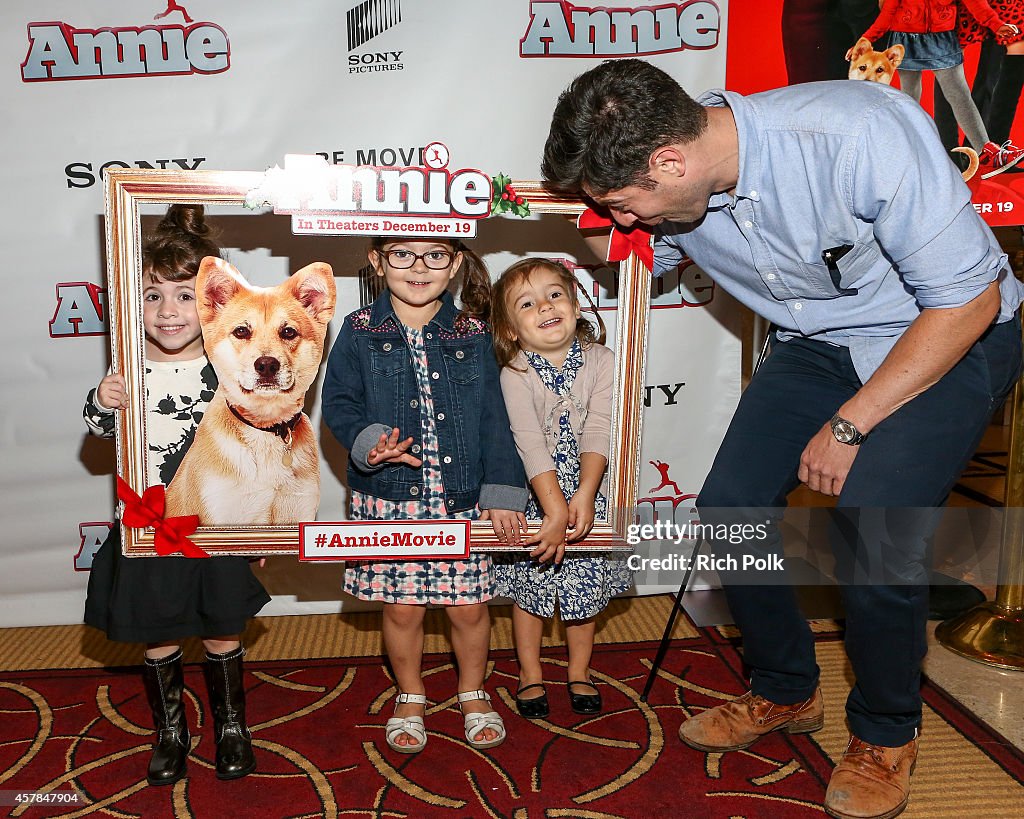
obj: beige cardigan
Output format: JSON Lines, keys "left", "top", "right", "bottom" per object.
{"left": 499, "top": 343, "right": 614, "bottom": 489}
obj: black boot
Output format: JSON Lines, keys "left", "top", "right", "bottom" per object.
{"left": 205, "top": 646, "right": 256, "bottom": 780}
{"left": 142, "top": 649, "right": 190, "bottom": 786}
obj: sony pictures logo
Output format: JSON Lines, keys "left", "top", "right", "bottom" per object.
{"left": 21, "top": 2, "right": 230, "bottom": 82}
{"left": 347, "top": 0, "right": 405, "bottom": 74}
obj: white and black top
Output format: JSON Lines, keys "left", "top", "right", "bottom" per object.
{"left": 82, "top": 354, "right": 269, "bottom": 644}
{"left": 83, "top": 356, "right": 217, "bottom": 487}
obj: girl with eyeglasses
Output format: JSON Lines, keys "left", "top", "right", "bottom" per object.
{"left": 322, "top": 237, "right": 528, "bottom": 755}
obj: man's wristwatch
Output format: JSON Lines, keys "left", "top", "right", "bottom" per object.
{"left": 830, "top": 413, "right": 866, "bottom": 446}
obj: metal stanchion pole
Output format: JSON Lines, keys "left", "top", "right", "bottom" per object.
{"left": 935, "top": 321, "right": 1024, "bottom": 670}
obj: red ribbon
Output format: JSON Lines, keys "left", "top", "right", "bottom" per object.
{"left": 116, "top": 477, "right": 208, "bottom": 558}
{"left": 577, "top": 206, "right": 654, "bottom": 272}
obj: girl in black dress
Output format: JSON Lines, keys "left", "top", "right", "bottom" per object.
{"left": 84, "top": 205, "right": 269, "bottom": 785}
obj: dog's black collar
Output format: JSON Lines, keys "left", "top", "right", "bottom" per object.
{"left": 226, "top": 403, "right": 302, "bottom": 441}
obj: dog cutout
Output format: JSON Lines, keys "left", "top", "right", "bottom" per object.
{"left": 847, "top": 38, "right": 905, "bottom": 85}
{"left": 165, "top": 258, "right": 336, "bottom": 525}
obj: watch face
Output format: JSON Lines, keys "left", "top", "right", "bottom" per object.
{"left": 832, "top": 419, "right": 857, "bottom": 443}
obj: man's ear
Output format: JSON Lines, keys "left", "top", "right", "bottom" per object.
{"left": 650, "top": 145, "right": 685, "bottom": 179}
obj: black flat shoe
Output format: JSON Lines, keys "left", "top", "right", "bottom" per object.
{"left": 567, "top": 680, "right": 602, "bottom": 714}
{"left": 515, "top": 683, "right": 550, "bottom": 718}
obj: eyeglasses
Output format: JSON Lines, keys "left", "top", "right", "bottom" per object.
{"left": 383, "top": 249, "right": 455, "bottom": 270}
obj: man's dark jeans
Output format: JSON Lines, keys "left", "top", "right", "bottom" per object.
{"left": 696, "top": 316, "right": 1021, "bottom": 746}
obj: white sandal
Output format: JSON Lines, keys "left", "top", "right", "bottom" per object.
{"left": 457, "top": 689, "right": 506, "bottom": 750}
{"left": 385, "top": 692, "right": 427, "bottom": 754}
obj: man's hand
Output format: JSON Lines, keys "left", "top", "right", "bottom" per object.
{"left": 799, "top": 424, "right": 858, "bottom": 496}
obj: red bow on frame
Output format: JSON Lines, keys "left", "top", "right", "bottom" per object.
{"left": 116, "top": 477, "right": 208, "bottom": 558}
{"left": 577, "top": 207, "right": 654, "bottom": 272}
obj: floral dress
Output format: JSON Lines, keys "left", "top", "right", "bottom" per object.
{"left": 343, "top": 326, "right": 493, "bottom": 606}
{"left": 493, "top": 340, "right": 632, "bottom": 621}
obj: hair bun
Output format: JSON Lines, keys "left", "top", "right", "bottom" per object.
{"left": 156, "top": 204, "right": 211, "bottom": 239}
{"left": 143, "top": 204, "right": 221, "bottom": 280}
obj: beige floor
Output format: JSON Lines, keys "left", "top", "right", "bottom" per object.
{"left": 922, "top": 621, "right": 1024, "bottom": 750}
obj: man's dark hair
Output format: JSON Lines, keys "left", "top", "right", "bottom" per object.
{"left": 541, "top": 58, "right": 707, "bottom": 195}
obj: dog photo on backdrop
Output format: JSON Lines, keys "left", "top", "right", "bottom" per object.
{"left": 165, "top": 257, "right": 336, "bottom": 525}
{"left": 846, "top": 37, "right": 905, "bottom": 85}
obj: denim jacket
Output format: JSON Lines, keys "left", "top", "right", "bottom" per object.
{"left": 321, "top": 290, "right": 528, "bottom": 513}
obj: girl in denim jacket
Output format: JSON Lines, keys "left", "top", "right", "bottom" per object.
{"left": 322, "top": 237, "right": 528, "bottom": 754}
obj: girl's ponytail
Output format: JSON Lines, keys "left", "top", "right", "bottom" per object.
{"left": 456, "top": 244, "right": 493, "bottom": 324}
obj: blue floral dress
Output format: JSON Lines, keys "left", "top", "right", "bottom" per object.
{"left": 493, "top": 340, "right": 632, "bottom": 620}
{"left": 343, "top": 326, "right": 493, "bottom": 606}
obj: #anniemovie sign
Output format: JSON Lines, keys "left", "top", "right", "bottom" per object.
{"left": 300, "top": 520, "right": 471, "bottom": 562}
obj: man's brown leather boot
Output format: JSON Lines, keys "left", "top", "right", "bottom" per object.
{"left": 678, "top": 687, "right": 824, "bottom": 752}
{"left": 825, "top": 734, "right": 918, "bottom": 819}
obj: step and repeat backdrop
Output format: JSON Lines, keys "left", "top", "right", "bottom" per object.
{"left": 2, "top": 1, "right": 740, "bottom": 626}
{"left": 10, "top": 1, "right": 1019, "bottom": 627}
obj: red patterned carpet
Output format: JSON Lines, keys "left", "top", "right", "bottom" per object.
{"left": 2, "top": 621, "right": 1023, "bottom": 818}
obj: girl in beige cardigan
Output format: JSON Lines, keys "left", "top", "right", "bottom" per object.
{"left": 490, "top": 258, "right": 632, "bottom": 719}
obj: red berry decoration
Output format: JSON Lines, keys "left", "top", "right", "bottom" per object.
{"left": 491, "top": 173, "right": 530, "bottom": 217}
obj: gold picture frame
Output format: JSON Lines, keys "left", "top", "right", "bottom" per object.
{"left": 105, "top": 168, "right": 650, "bottom": 555}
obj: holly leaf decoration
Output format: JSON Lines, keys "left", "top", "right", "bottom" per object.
{"left": 490, "top": 173, "right": 531, "bottom": 218}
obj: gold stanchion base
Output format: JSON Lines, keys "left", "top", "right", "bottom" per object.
{"left": 935, "top": 601, "right": 1024, "bottom": 671}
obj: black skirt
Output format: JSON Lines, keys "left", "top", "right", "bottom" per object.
{"left": 84, "top": 527, "right": 271, "bottom": 644}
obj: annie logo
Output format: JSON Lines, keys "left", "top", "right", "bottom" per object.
{"left": 556, "top": 256, "right": 714, "bottom": 311}
{"left": 75, "top": 522, "right": 112, "bottom": 571}
{"left": 653, "top": 257, "right": 716, "bottom": 308}
{"left": 521, "top": 1, "right": 721, "bottom": 58}
{"left": 248, "top": 154, "right": 493, "bottom": 239}
{"left": 22, "top": 2, "right": 230, "bottom": 82}
{"left": 636, "top": 458, "right": 697, "bottom": 530}
{"left": 50, "top": 282, "right": 107, "bottom": 338}
{"left": 648, "top": 459, "right": 683, "bottom": 497}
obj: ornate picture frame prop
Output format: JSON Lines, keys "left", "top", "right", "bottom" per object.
{"left": 105, "top": 163, "right": 650, "bottom": 556}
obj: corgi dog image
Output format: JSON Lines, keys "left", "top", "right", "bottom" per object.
{"left": 165, "top": 258, "right": 336, "bottom": 525}
{"left": 847, "top": 38, "right": 905, "bottom": 85}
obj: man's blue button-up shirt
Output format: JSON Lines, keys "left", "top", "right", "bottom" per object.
{"left": 653, "top": 80, "right": 1024, "bottom": 380}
